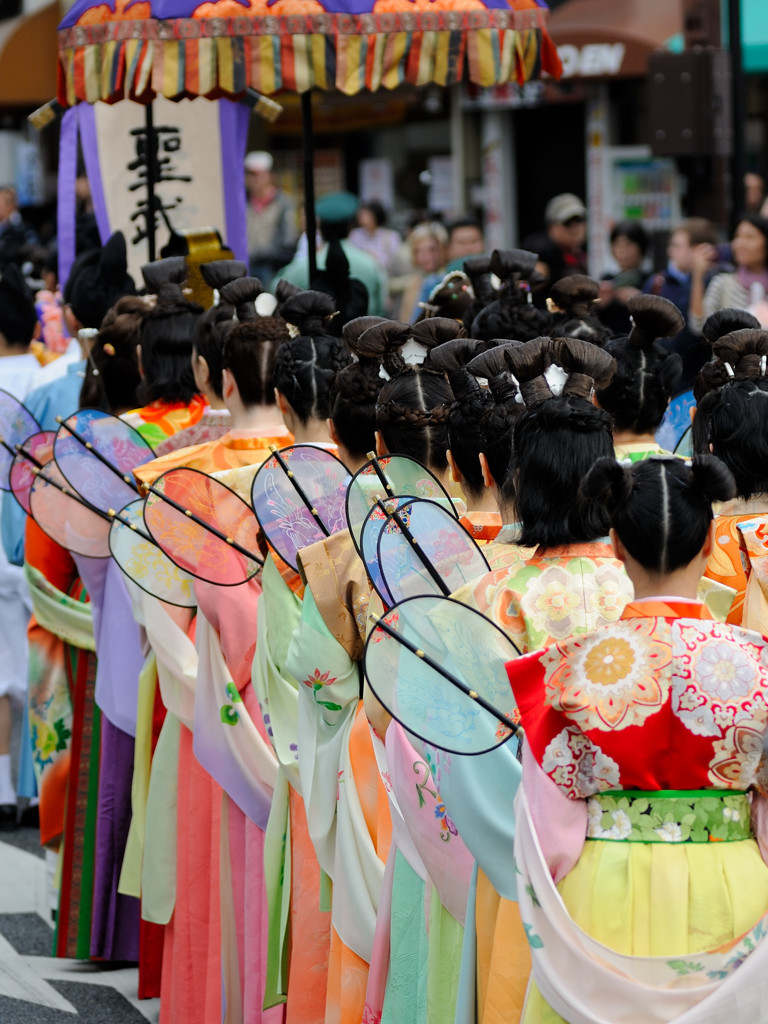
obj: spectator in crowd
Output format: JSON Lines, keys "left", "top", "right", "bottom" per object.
{"left": 444, "top": 217, "right": 485, "bottom": 268}
{"left": 642, "top": 217, "right": 718, "bottom": 391}
{"left": 0, "top": 187, "right": 37, "bottom": 271}
{"left": 409, "top": 217, "right": 486, "bottom": 320}
{"left": 349, "top": 200, "right": 402, "bottom": 276}
{"left": 745, "top": 172, "right": 766, "bottom": 214}
{"left": 598, "top": 219, "right": 650, "bottom": 334}
{"left": 690, "top": 215, "right": 768, "bottom": 330}
{"left": 398, "top": 220, "right": 448, "bottom": 321}
{"left": 523, "top": 192, "right": 588, "bottom": 297}
{"left": 244, "top": 151, "right": 298, "bottom": 286}
{"left": 273, "top": 191, "right": 387, "bottom": 316}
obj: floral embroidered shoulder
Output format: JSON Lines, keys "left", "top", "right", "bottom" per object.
{"left": 509, "top": 599, "right": 768, "bottom": 798}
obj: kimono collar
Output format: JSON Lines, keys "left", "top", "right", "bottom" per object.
{"left": 621, "top": 598, "right": 713, "bottom": 621}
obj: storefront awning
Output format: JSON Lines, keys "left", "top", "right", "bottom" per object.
{"left": 547, "top": 0, "right": 683, "bottom": 79}
{"left": 0, "top": 1, "right": 59, "bottom": 106}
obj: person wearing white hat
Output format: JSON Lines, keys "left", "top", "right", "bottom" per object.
{"left": 244, "top": 150, "right": 298, "bottom": 286}
{"left": 522, "top": 192, "right": 589, "bottom": 297}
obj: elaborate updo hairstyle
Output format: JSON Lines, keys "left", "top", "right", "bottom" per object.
{"left": 222, "top": 315, "right": 290, "bottom": 408}
{"left": 79, "top": 295, "right": 147, "bottom": 412}
{"left": 596, "top": 294, "right": 684, "bottom": 433}
{"left": 375, "top": 368, "right": 454, "bottom": 474}
{"left": 327, "top": 315, "right": 387, "bottom": 461}
{"left": 355, "top": 316, "right": 465, "bottom": 380}
{"left": 273, "top": 293, "right": 352, "bottom": 425}
{"left": 138, "top": 256, "right": 203, "bottom": 405}
{"left": 581, "top": 455, "right": 735, "bottom": 573}
{"left": 547, "top": 275, "right": 612, "bottom": 346}
{"left": 279, "top": 290, "right": 338, "bottom": 340}
{"left": 506, "top": 337, "right": 616, "bottom": 547}
{"left": 0, "top": 262, "right": 37, "bottom": 347}
{"left": 465, "top": 342, "right": 526, "bottom": 506}
{"left": 460, "top": 255, "right": 496, "bottom": 332}
{"left": 694, "top": 309, "right": 763, "bottom": 401}
{"left": 418, "top": 271, "right": 474, "bottom": 322}
{"left": 426, "top": 337, "right": 496, "bottom": 500}
{"left": 469, "top": 249, "right": 552, "bottom": 342}
{"left": 190, "top": 264, "right": 249, "bottom": 402}
{"left": 65, "top": 231, "right": 137, "bottom": 331}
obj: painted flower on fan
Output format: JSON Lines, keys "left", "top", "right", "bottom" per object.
{"left": 432, "top": 528, "right": 474, "bottom": 566}
{"left": 303, "top": 668, "right": 338, "bottom": 689}
{"left": 694, "top": 642, "right": 755, "bottom": 703}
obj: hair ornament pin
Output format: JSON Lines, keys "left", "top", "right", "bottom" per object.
{"left": 725, "top": 362, "right": 735, "bottom": 377}
{"left": 761, "top": 355, "right": 767, "bottom": 377}
{"left": 103, "top": 343, "right": 116, "bottom": 357}
{"left": 286, "top": 322, "right": 301, "bottom": 339}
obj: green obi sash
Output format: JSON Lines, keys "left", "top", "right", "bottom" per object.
{"left": 585, "top": 790, "right": 751, "bottom": 844}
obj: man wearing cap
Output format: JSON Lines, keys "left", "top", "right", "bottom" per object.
{"left": 523, "top": 192, "right": 588, "bottom": 291}
{"left": 273, "top": 191, "right": 387, "bottom": 317}
{"left": 244, "top": 151, "right": 298, "bottom": 286}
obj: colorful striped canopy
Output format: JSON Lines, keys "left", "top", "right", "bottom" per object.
{"left": 57, "top": 0, "right": 561, "bottom": 106}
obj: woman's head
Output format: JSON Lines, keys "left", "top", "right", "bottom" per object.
{"left": 409, "top": 222, "right": 448, "bottom": 274}
{"left": 274, "top": 333, "right": 352, "bottom": 428}
{"left": 79, "top": 295, "right": 146, "bottom": 413}
{"left": 469, "top": 249, "right": 552, "bottom": 342}
{"left": 358, "top": 201, "right": 386, "bottom": 232}
{"left": 375, "top": 367, "right": 454, "bottom": 474}
{"left": 426, "top": 337, "right": 495, "bottom": 501}
{"left": 222, "top": 315, "right": 289, "bottom": 409}
{"left": 596, "top": 294, "right": 684, "bottom": 433}
{"left": 547, "top": 274, "right": 612, "bottom": 346}
{"left": 609, "top": 220, "right": 649, "bottom": 271}
{"left": 327, "top": 316, "right": 387, "bottom": 463}
{"left": 695, "top": 311, "right": 765, "bottom": 400}
{"left": 138, "top": 258, "right": 203, "bottom": 405}
{"left": 693, "top": 380, "right": 768, "bottom": 498}
{"left": 731, "top": 216, "right": 768, "bottom": 272}
{"left": 581, "top": 455, "right": 735, "bottom": 574}
{"left": 504, "top": 337, "right": 617, "bottom": 546}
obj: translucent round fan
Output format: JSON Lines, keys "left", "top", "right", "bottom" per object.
{"left": 144, "top": 467, "right": 263, "bottom": 586}
{"left": 250, "top": 444, "right": 349, "bottom": 569}
{"left": 54, "top": 408, "right": 154, "bottom": 514}
{"left": 28, "top": 460, "right": 111, "bottom": 557}
{"left": 0, "top": 389, "right": 40, "bottom": 490}
{"left": 376, "top": 498, "right": 490, "bottom": 603}
{"left": 10, "top": 431, "right": 55, "bottom": 514}
{"left": 364, "top": 595, "right": 521, "bottom": 755}
{"left": 656, "top": 388, "right": 695, "bottom": 453}
{"left": 346, "top": 454, "right": 455, "bottom": 553}
{"left": 359, "top": 497, "right": 413, "bottom": 607}
{"left": 674, "top": 424, "right": 693, "bottom": 457}
{"left": 109, "top": 499, "right": 197, "bottom": 607}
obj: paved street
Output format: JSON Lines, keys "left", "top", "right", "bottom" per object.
{"left": 0, "top": 709, "right": 159, "bottom": 1023}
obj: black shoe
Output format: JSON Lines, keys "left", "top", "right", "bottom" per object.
{"left": 0, "top": 804, "right": 18, "bottom": 831}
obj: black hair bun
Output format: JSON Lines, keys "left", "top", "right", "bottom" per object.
{"left": 280, "top": 290, "right": 338, "bottom": 336}
{"left": 490, "top": 249, "right": 538, "bottom": 280}
{"left": 219, "top": 277, "right": 263, "bottom": 321}
{"left": 702, "top": 308, "right": 761, "bottom": 345}
{"left": 199, "top": 260, "right": 247, "bottom": 290}
{"left": 580, "top": 456, "right": 633, "bottom": 506}
{"left": 549, "top": 275, "right": 600, "bottom": 318}
{"left": 274, "top": 279, "right": 303, "bottom": 305}
{"left": 141, "top": 256, "right": 187, "bottom": 301}
{"left": 555, "top": 336, "right": 617, "bottom": 393}
{"left": 690, "top": 454, "right": 737, "bottom": 503}
{"left": 342, "top": 315, "right": 387, "bottom": 353}
{"left": 410, "top": 317, "right": 466, "bottom": 349}
{"left": 627, "top": 294, "right": 684, "bottom": 347}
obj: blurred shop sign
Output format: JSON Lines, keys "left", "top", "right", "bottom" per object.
{"left": 558, "top": 43, "right": 626, "bottom": 77}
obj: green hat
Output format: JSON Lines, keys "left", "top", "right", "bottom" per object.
{"left": 316, "top": 191, "right": 359, "bottom": 224}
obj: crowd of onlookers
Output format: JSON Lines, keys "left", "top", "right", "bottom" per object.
{"left": 4, "top": 155, "right": 768, "bottom": 396}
